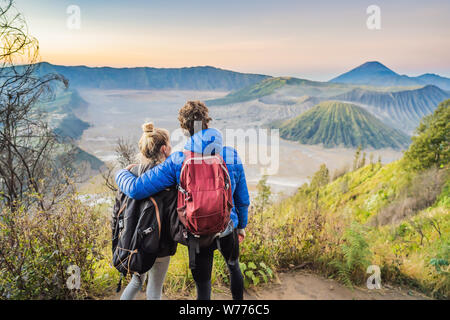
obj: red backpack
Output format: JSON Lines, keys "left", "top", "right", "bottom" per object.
{"left": 177, "top": 151, "right": 233, "bottom": 237}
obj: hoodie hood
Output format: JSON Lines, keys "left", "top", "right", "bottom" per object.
{"left": 184, "top": 128, "right": 223, "bottom": 155}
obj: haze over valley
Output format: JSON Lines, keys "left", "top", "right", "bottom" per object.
{"left": 42, "top": 61, "right": 450, "bottom": 196}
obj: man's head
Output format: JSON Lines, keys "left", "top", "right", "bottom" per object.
{"left": 178, "top": 100, "right": 212, "bottom": 136}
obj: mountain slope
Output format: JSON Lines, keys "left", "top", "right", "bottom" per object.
{"left": 34, "top": 62, "right": 269, "bottom": 91}
{"left": 40, "top": 87, "right": 90, "bottom": 140}
{"left": 207, "top": 77, "right": 352, "bottom": 105}
{"left": 416, "top": 73, "right": 450, "bottom": 91}
{"left": 37, "top": 88, "right": 104, "bottom": 170}
{"left": 276, "top": 101, "right": 411, "bottom": 149}
{"left": 331, "top": 85, "right": 450, "bottom": 134}
{"left": 330, "top": 61, "right": 450, "bottom": 90}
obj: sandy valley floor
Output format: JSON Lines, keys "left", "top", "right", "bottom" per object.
{"left": 75, "top": 89, "right": 404, "bottom": 197}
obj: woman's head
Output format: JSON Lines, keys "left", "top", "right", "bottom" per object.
{"left": 138, "top": 122, "right": 171, "bottom": 165}
{"left": 178, "top": 100, "right": 212, "bottom": 136}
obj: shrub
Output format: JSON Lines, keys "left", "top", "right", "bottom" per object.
{"left": 0, "top": 188, "right": 111, "bottom": 299}
{"left": 330, "top": 223, "right": 372, "bottom": 287}
{"left": 332, "top": 164, "right": 350, "bottom": 181}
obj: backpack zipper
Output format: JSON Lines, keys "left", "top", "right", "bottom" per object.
{"left": 142, "top": 226, "right": 153, "bottom": 235}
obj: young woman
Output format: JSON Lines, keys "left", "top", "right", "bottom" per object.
{"left": 120, "top": 122, "right": 176, "bottom": 300}
{"left": 116, "top": 101, "right": 250, "bottom": 300}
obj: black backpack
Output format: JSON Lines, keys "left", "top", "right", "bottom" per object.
{"left": 111, "top": 165, "right": 177, "bottom": 289}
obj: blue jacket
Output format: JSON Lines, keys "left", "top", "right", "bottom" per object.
{"left": 115, "top": 128, "right": 250, "bottom": 229}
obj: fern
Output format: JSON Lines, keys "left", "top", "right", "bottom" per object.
{"left": 331, "top": 222, "right": 372, "bottom": 287}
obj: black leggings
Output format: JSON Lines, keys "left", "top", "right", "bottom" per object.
{"left": 190, "top": 229, "right": 244, "bottom": 300}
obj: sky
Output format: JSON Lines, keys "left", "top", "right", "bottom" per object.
{"left": 13, "top": 0, "right": 450, "bottom": 81}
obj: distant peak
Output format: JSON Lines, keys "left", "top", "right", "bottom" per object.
{"left": 356, "top": 61, "right": 392, "bottom": 72}
{"left": 362, "top": 61, "right": 384, "bottom": 66}
{"left": 419, "top": 84, "right": 441, "bottom": 91}
{"left": 36, "top": 61, "right": 52, "bottom": 66}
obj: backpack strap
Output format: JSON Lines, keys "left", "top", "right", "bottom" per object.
{"left": 228, "top": 229, "right": 239, "bottom": 266}
{"left": 149, "top": 197, "right": 161, "bottom": 239}
{"left": 216, "top": 237, "right": 222, "bottom": 252}
{"left": 116, "top": 273, "right": 124, "bottom": 293}
{"left": 117, "top": 202, "right": 127, "bottom": 218}
{"left": 215, "top": 226, "right": 239, "bottom": 267}
{"left": 187, "top": 234, "right": 200, "bottom": 270}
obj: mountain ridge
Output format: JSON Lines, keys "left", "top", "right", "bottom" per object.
{"left": 331, "top": 84, "right": 450, "bottom": 134}
{"left": 33, "top": 62, "right": 270, "bottom": 91}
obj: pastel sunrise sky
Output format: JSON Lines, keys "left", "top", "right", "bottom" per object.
{"left": 14, "top": 0, "right": 450, "bottom": 80}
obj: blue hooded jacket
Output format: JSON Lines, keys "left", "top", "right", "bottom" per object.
{"left": 115, "top": 128, "right": 250, "bottom": 229}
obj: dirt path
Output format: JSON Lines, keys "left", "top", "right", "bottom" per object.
{"left": 110, "top": 270, "right": 430, "bottom": 300}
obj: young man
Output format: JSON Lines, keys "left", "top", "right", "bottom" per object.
{"left": 115, "top": 100, "right": 250, "bottom": 300}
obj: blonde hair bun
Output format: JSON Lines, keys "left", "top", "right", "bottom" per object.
{"left": 142, "top": 122, "right": 154, "bottom": 133}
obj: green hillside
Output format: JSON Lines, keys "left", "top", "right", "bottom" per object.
{"left": 276, "top": 101, "right": 411, "bottom": 149}
{"left": 246, "top": 159, "right": 449, "bottom": 298}
{"left": 243, "top": 101, "right": 449, "bottom": 298}
{"left": 207, "top": 77, "right": 353, "bottom": 105}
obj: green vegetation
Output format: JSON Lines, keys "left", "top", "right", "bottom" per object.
{"left": 404, "top": 99, "right": 449, "bottom": 170}
{"left": 207, "top": 76, "right": 355, "bottom": 106}
{"left": 253, "top": 175, "right": 272, "bottom": 212}
{"left": 276, "top": 101, "right": 411, "bottom": 149}
{"left": 232, "top": 158, "right": 448, "bottom": 298}
{"left": 0, "top": 185, "right": 115, "bottom": 299}
{"left": 207, "top": 77, "right": 291, "bottom": 105}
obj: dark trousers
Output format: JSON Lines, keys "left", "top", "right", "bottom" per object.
{"left": 190, "top": 228, "right": 244, "bottom": 300}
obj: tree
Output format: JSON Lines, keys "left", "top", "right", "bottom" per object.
{"left": 0, "top": 1, "right": 109, "bottom": 299}
{"left": 254, "top": 175, "right": 271, "bottom": 212}
{"left": 0, "top": 0, "right": 68, "bottom": 211}
{"left": 101, "top": 137, "right": 138, "bottom": 192}
{"left": 369, "top": 153, "right": 375, "bottom": 170}
{"left": 353, "top": 145, "right": 362, "bottom": 171}
{"left": 404, "top": 99, "right": 449, "bottom": 171}
{"left": 310, "top": 164, "right": 329, "bottom": 189}
{"left": 360, "top": 151, "right": 366, "bottom": 168}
